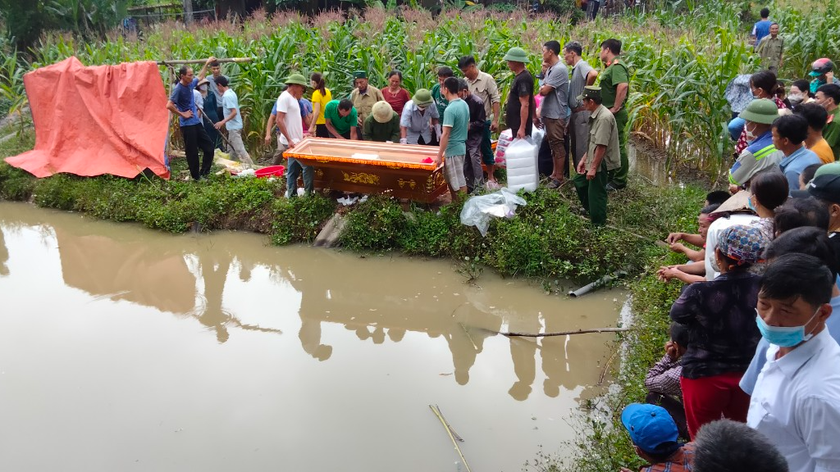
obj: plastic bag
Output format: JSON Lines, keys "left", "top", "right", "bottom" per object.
{"left": 494, "top": 129, "right": 513, "bottom": 165}
{"left": 505, "top": 137, "right": 539, "bottom": 193}
{"left": 531, "top": 127, "right": 545, "bottom": 151}
{"left": 460, "top": 187, "right": 527, "bottom": 237}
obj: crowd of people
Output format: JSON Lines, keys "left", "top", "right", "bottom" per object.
{"left": 161, "top": 19, "right": 840, "bottom": 471}
{"left": 631, "top": 170, "right": 840, "bottom": 472}
{"left": 626, "top": 11, "right": 840, "bottom": 466}
{"left": 165, "top": 39, "right": 631, "bottom": 218}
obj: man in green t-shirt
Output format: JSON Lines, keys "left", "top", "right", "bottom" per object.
{"left": 435, "top": 77, "right": 469, "bottom": 198}
{"left": 323, "top": 99, "right": 358, "bottom": 140}
{"left": 598, "top": 38, "right": 630, "bottom": 191}
{"left": 431, "top": 66, "right": 454, "bottom": 143}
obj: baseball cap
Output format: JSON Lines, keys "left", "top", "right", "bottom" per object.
{"left": 808, "top": 162, "right": 840, "bottom": 203}
{"left": 621, "top": 403, "right": 679, "bottom": 455}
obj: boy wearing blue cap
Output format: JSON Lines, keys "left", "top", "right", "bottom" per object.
{"left": 620, "top": 403, "right": 694, "bottom": 472}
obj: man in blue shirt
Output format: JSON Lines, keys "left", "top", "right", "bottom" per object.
{"left": 773, "top": 114, "right": 822, "bottom": 192}
{"left": 165, "top": 57, "right": 216, "bottom": 181}
{"left": 751, "top": 8, "right": 772, "bottom": 51}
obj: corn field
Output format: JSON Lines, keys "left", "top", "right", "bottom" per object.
{"left": 2, "top": 0, "right": 838, "bottom": 177}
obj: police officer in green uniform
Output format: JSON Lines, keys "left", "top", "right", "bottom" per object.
{"left": 574, "top": 86, "right": 621, "bottom": 226}
{"left": 598, "top": 38, "right": 630, "bottom": 191}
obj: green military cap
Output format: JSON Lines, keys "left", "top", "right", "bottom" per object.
{"left": 412, "top": 88, "right": 433, "bottom": 107}
{"left": 284, "top": 73, "right": 308, "bottom": 86}
{"left": 503, "top": 47, "right": 529, "bottom": 63}
{"left": 576, "top": 85, "right": 601, "bottom": 102}
{"left": 738, "top": 98, "right": 779, "bottom": 125}
{"left": 353, "top": 70, "right": 368, "bottom": 79}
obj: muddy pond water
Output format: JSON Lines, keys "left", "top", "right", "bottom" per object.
{"left": 0, "top": 202, "right": 625, "bottom": 472}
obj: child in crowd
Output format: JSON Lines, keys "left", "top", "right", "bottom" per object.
{"left": 619, "top": 403, "right": 693, "bottom": 472}
{"left": 644, "top": 322, "right": 690, "bottom": 439}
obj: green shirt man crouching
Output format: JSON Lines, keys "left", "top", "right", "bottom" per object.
{"left": 573, "top": 86, "right": 621, "bottom": 225}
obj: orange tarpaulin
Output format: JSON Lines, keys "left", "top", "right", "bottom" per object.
{"left": 5, "top": 57, "right": 170, "bottom": 179}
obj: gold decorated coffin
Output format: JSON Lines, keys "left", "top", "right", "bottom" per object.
{"left": 283, "top": 137, "right": 447, "bottom": 203}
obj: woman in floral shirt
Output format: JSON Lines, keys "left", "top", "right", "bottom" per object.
{"left": 670, "top": 225, "right": 766, "bottom": 439}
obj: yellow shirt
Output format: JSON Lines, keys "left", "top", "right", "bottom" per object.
{"left": 810, "top": 138, "right": 836, "bottom": 164}
{"left": 311, "top": 88, "right": 332, "bottom": 125}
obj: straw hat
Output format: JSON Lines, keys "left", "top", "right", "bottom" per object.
{"left": 372, "top": 101, "right": 394, "bottom": 124}
{"left": 712, "top": 190, "right": 752, "bottom": 214}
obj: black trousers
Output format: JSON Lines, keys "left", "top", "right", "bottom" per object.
{"left": 646, "top": 392, "right": 689, "bottom": 439}
{"left": 315, "top": 124, "right": 331, "bottom": 138}
{"left": 181, "top": 124, "right": 215, "bottom": 180}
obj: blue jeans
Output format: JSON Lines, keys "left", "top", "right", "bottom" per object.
{"left": 285, "top": 156, "right": 314, "bottom": 198}
{"left": 728, "top": 117, "right": 745, "bottom": 141}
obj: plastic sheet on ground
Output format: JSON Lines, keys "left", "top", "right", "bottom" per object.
{"left": 337, "top": 195, "right": 369, "bottom": 206}
{"left": 460, "top": 187, "right": 527, "bottom": 236}
{"left": 5, "top": 57, "right": 170, "bottom": 179}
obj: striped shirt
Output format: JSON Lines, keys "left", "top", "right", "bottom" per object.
{"left": 729, "top": 131, "right": 780, "bottom": 186}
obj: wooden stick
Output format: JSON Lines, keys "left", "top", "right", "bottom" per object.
{"left": 500, "top": 327, "right": 632, "bottom": 337}
{"left": 429, "top": 405, "right": 472, "bottom": 472}
{"left": 435, "top": 404, "right": 464, "bottom": 442}
{"left": 156, "top": 57, "right": 253, "bottom": 66}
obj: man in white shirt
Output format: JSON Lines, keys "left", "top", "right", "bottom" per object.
{"left": 748, "top": 253, "right": 840, "bottom": 472}
{"left": 274, "top": 74, "right": 311, "bottom": 198}
{"left": 213, "top": 75, "right": 254, "bottom": 167}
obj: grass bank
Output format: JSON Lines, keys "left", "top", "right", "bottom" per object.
{"left": 0, "top": 129, "right": 703, "bottom": 470}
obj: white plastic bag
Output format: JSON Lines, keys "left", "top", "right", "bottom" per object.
{"left": 504, "top": 137, "right": 539, "bottom": 193}
{"left": 460, "top": 187, "right": 527, "bottom": 236}
{"left": 531, "top": 127, "right": 545, "bottom": 151}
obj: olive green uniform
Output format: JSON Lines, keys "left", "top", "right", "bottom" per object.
{"left": 350, "top": 86, "right": 385, "bottom": 127}
{"left": 573, "top": 104, "right": 621, "bottom": 225}
{"left": 599, "top": 60, "right": 630, "bottom": 189}
{"left": 757, "top": 36, "right": 784, "bottom": 72}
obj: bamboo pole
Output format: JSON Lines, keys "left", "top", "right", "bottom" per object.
{"left": 500, "top": 327, "right": 632, "bottom": 337}
{"left": 429, "top": 405, "right": 472, "bottom": 472}
{"left": 156, "top": 57, "right": 253, "bottom": 66}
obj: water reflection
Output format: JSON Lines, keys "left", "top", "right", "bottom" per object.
{"left": 0, "top": 227, "right": 8, "bottom": 276}
{"left": 0, "top": 204, "right": 620, "bottom": 402}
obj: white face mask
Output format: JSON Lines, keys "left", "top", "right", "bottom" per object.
{"left": 744, "top": 124, "right": 757, "bottom": 142}
{"left": 789, "top": 93, "right": 805, "bottom": 105}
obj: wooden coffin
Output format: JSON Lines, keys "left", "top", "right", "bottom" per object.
{"left": 283, "top": 137, "right": 448, "bottom": 203}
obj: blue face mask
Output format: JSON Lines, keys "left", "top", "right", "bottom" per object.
{"left": 755, "top": 307, "right": 820, "bottom": 348}
{"left": 747, "top": 195, "right": 757, "bottom": 212}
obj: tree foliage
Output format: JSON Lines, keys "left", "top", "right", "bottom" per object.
{"left": 0, "top": 0, "right": 129, "bottom": 49}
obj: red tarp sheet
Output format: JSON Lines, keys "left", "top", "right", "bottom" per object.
{"left": 5, "top": 57, "right": 170, "bottom": 179}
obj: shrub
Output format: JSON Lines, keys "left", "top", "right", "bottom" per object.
{"left": 341, "top": 195, "right": 407, "bottom": 251}
{"left": 270, "top": 193, "right": 336, "bottom": 245}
